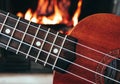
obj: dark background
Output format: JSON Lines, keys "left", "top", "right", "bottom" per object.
{"left": 0, "top": 0, "right": 116, "bottom": 20}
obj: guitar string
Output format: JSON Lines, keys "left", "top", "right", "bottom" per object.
{"left": 0, "top": 12, "right": 120, "bottom": 73}
{"left": 0, "top": 13, "right": 120, "bottom": 82}
{"left": 0, "top": 42, "right": 95, "bottom": 84}
{"left": 0, "top": 12, "right": 119, "bottom": 83}
{"left": 0, "top": 12, "right": 119, "bottom": 61}
{"left": 0, "top": 40, "right": 119, "bottom": 84}
{"left": 1, "top": 22, "right": 120, "bottom": 74}
{"left": 0, "top": 31, "right": 120, "bottom": 84}
{"left": 0, "top": 13, "right": 120, "bottom": 61}
{"left": 1, "top": 12, "right": 119, "bottom": 61}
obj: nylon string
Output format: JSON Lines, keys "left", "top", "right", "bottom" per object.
{"left": 0, "top": 12, "right": 120, "bottom": 83}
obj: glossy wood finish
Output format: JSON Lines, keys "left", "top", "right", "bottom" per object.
{"left": 54, "top": 13, "right": 120, "bottom": 84}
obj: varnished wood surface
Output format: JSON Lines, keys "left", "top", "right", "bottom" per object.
{"left": 54, "top": 13, "right": 120, "bottom": 84}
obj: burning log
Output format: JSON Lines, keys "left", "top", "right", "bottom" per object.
{"left": 41, "top": 24, "right": 71, "bottom": 34}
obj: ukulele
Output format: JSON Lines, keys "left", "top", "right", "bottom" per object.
{"left": 0, "top": 10, "right": 120, "bottom": 84}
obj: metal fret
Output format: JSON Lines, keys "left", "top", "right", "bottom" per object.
{"left": 0, "top": 10, "right": 77, "bottom": 73}
{"left": 44, "top": 32, "right": 59, "bottom": 66}
{"left": 0, "top": 13, "right": 9, "bottom": 33}
{"left": 26, "top": 25, "right": 41, "bottom": 58}
{"left": 16, "top": 21, "right": 31, "bottom": 54}
{"left": 6, "top": 17, "right": 20, "bottom": 49}
{"left": 52, "top": 35, "right": 67, "bottom": 70}
{"left": 0, "top": 41, "right": 44, "bottom": 63}
{"left": 35, "top": 28, "right": 50, "bottom": 62}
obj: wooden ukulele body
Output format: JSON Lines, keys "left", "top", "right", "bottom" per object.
{"left": 53, "top": 13, "right": 120, "bottom": 84}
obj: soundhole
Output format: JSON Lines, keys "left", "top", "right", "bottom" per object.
{"left": 104, "top": 59, "right": 120, "bottom": 84}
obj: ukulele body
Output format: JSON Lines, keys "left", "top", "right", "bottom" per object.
{"left": 53, "top": 13, "right": 120, "bottom": 84}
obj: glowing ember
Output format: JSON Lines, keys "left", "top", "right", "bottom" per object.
{"left": 17, "top": 0, "right": 82, "bottom": 27}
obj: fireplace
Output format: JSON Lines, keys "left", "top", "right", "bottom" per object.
{"left": 0, "top": 0, "right": 117, "bottom": 73}
{"left": 0, "top": 0, "right": 116, "bottom": 25}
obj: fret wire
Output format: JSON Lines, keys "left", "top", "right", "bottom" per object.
{"left": 52, "top": 35, "right": 67, "bottom": 70}
{"left": 35, "top": 28, "right": 51, "bottom": 62}
{"left": 0, "top": 31, "right": 50, "bottom": 57}
{"left": 6, "top": 17, "right": 20, "bottom": 50}
{"left": 0, "top": 42, "right": 55, "bottom": 76}
{"left": 0, "top": 40, "right": 74, "bottom": 77}
{"left": 0, "top": 23, "right": 35, "bottom": 40}
{"left": 16, "top": 21, "right": 31, "bottom": 54}
{"left": 0, "top": 41, "right": 45, "bottom": 64}
{"left": 1, "top": 30, "right": 47, "bottom": 57}
{"left": 44, "top": 32, "right": 59, "bottom": 66}
{"left": 0, "top": 13, "right": 9, "bottom": 33}
{"left": 0, "top": 29, "right": 70, "bottom": 69}
{"left": 2, "top": 23, "right": 44, "bottom": 43}
{"left": 0, "top": 39, "right": 112, "bottom": 84}
{"left": 0, "top": 12, "right": 68, "bottom": 45}
{"left": 0, "top": 30, "right": 30, "bottom": 49}
{"left": 1, "top": 27, "right": 69, "bottom": 67}
{"left": 0, "top": 41, "right": 94, "bottom": 84}
{"left": 0, "top": 31, "right": 72, "bottom": 72}
{"left": 0, "top": 13, "right": 75, "bottom": 69}
{"left": 0, "top": 23, "right": 54, "bottom": 48}
{"left": 26, "top": 25, "right": 41, "bottom": 59}
{"left": 0, "top": 22, "right": 69, "bottom": 58}
{"left": 0, "top": 22, "right": 68, "bottom": 56}
{"left": 0, "top": 13, "right": 48, "bottom": 35}
{"left": 0, "top": 12, "right": 60, "bottom": 40}
{"left": 0, "top": 41, "right": 61, "bottom": 72}
{"left": 0, "top": 33, "right": 57, "bottom": 66}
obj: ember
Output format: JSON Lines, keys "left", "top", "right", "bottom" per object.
{"left": 17, "top": 0, "right": 82, "bottom": 27}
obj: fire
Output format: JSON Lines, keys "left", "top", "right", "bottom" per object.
{"left": 41, "top": 3, "right": 63, "bottom": 24}
{"left": 17, "top": 9, "right": 38, "bottom": 23}
{"left": 72, "top": 1, "right": 82, "bottom": 26}
{"left": 17, "top": 0, "right": 82, "bottom": 27}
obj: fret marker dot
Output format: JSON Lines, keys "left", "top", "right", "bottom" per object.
{"left": 53, "top": 48, "right": 58, "bottom": 54}
{"left": 36, "top": 41, "right": 41, "bottom": 47}
{"left": 5, "top": 29, "right": 11, "bottom": 34}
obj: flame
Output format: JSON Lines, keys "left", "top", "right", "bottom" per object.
{"left": 24, "top": 9, "right": 32, "bottom": 21}
{"left": 17, "top": 0, "right": 82, "bottom": 27}
{"left": 72, "top": 1, "right": 82, "bottom": 26}
{"left": 41, "top": 4, "right": 63, "bottom": 24}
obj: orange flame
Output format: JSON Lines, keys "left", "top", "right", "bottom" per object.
{"left": 17, "top": 0, "right": 82, "bottom": 27}
{"left": 41, "top": 3, "right": 63, "bottom": 24}
{"left": 72, "top": 1, "right": 82, "bottom": 26}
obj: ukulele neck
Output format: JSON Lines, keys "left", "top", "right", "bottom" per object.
{"left": 0, "top": 10, "right": 77, "bottom": 73}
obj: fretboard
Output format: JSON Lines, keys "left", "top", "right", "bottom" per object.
{"left": 0, "top": 10, "right": 77, "bottom": 73}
